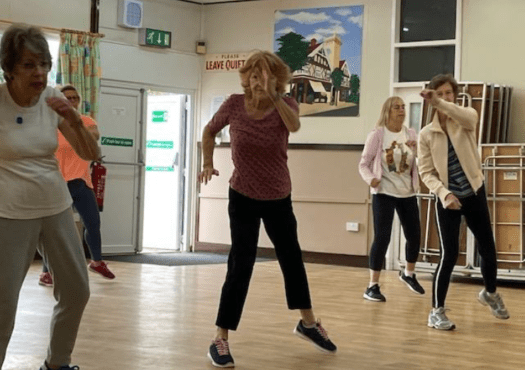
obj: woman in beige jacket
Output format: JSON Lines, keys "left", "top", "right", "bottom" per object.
{"left": 418, "top": 74, "right": 509, "bottom": 331}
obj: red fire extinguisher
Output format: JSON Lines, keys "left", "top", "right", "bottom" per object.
{"left": 91, "top": 160, "right": 107, "bottom": 212}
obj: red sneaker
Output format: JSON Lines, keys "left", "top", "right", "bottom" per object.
{"left": 88, "top": 261, "right": 116, "bottom": 279}
{"left": 39, "top": 272, "right": 53, "bottom": 287}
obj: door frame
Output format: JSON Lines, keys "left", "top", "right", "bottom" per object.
{"left": 100, "top": 78, "right": 197, "bottom": 253}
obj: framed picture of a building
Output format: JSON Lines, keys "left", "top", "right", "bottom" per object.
{"left": 274, "top": 5, "right": 363, "bottom": 117}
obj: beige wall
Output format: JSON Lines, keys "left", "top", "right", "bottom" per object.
{"left": 99, "top": 0, "right": 201, "bottom": 54}
{"left": 198, "top": 0, "right": 392, "bottom": 255}
{"left": 0, "top": 0, "right": 90, "bottom": 30}
{"left": 98, "top": 0, "right": 202, "bottom": 88}
{"left": 198, "top": 147, "right": 371, "bottom": 255}
{"left": 0, "top": 0, "right": 203, "bottom": 89}
{"left": 462, "top": 0, "right": 525, "bottom": 143}
{"left": 198, "top": 0, "right": 525, "bottom": 257}
{"left": 201, "top": 0, "right": 392, "bottom": 145}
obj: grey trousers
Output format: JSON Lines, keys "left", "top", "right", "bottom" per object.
{"left": 0, "top": 208, "right": 90, "bottom": 367}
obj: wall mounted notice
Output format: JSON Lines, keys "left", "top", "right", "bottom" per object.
{"left": 101, "top": 137, "right": 134, "bottom": 147}
{"left": 205, "top": 53, "right": 249, "bottom": 73}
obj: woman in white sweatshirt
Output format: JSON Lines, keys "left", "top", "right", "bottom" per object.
{"left": 359, "top": 96, "right": 425, "bottom": 302}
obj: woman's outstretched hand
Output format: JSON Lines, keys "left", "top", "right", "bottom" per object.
{"left": 420, "top": 89, "right": 439, "bottom": 106}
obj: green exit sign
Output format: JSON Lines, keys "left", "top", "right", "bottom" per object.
{"left": 152, "top": 110, "right": 167, "bottom": 122}
{"left": 139, "top": 28, "right": 171, "bottom": 48}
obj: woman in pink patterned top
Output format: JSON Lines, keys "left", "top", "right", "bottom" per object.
{"left": 199, "top": 51, "right": 336, "bottom": 368}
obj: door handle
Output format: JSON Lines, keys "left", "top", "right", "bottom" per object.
{"left": 172, "top": 153, "right": 179, "bottom": 168}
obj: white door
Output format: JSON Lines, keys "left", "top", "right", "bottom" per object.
{"left": 142, "top": 92, "right": 187, "bottom": 250}
{"left": 97, "top": 83, "right": 145, "bottom": 254}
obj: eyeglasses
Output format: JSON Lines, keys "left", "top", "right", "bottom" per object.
{"left": 18, "top": 61, "right": 51, "bottom": 73}
{"left": 66, "top": 95, "right": 80, "bottom": 102}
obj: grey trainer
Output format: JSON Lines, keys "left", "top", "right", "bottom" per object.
{"left": 478, "top": 289, "right": 510, "bottom": 319}
{"left": 428, "top": 307, "right": 456, "bottom": 330}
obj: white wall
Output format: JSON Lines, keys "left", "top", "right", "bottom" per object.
{"left": 0, "top": 0, "right": 90, "bottom": 30}
{"left": 99, "top": 42, "right": 200, "bottom": 89}
{"left": 99, "top": 0, "right": 202, "bottom": 89}
{"left": 201, "top": 0, "right": 393, "bottom": 144}
{"left": 99, "top": 0, "right": 202, "bottom": 54}
{"left": 1, "top": 0, "right": 203, "bottom": 90}
{"left": 462, "top": 0, "right": 525, "bottom": 143}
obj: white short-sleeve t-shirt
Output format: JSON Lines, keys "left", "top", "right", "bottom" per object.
{"left": 377, "top": 127, "right": 415, "bottom": 198}
{"left": 0, "top": 84, "right": 72, "bottom": 219}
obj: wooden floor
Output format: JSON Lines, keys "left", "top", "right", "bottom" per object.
{"left": 4, "top": 260, "right": 525, "bottom": 370}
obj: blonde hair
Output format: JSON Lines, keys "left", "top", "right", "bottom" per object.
{"left": 376, "top": 96, "right": 404, "bottom": 127}
{"left": 239, "top": 50, "right": 291, "bottom": 99}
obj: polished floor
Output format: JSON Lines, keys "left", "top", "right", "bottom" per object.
{"left": 4, "top": 260, "right": 525, "bottom": 370}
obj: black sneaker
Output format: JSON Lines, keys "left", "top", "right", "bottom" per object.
{"left": 39, "top": 363, "right": 80, "bottom": 370}
{"left": 363, "top": 284, "right": 386, "bottom": 302}
{"left": 208, "top": 338, "right": 235, "bottom": 368}
{"left": 293, "top": 319, "right": 337, "bottom": 353}
{"left": 399, "top": 271, "right": 425, "bottom": 295}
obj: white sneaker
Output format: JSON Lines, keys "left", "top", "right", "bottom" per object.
{"left": 478, "top": 289, "right": 510, "bottom": 319}
{"left": 428, "top": 307, "right": 456, "bottom": 330}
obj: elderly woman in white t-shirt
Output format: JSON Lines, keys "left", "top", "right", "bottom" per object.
{"left": 0, "top": 24, "right": 99, "bottom": 370}
{"left": 358, "top": 96, "right": 425, "bottom": 302}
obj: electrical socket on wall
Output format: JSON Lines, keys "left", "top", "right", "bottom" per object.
{"left": 346, "top": 222, "right": 359, "bottom": 232}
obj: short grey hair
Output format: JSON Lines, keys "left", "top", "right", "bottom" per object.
{"left": 0, "top": 23, "right": 51, "bottom": 81}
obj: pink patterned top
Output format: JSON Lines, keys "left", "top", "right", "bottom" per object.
{"left": 207, "top": 94, "right": 298, "bottom": 200}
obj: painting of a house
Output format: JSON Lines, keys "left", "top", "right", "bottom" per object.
{"left": 274, "top": 6, "right": 363, "bottom": 117}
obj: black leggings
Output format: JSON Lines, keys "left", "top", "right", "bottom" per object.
{"left": 369, "top": 194, "right": 421, "bottom": 271}
{"left": 432, "top": 185, "right": 497, "bottom": 308}
{"left": 215, "top": 188, "right": 312, "bottom": 331}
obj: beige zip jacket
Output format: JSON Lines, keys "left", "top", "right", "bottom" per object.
{"left": 418, "top": 99, "right": 483, "bottom": 204}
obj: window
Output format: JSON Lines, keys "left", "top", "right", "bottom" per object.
{"left": 393, "top": 0, "right": 461, "bottom": 85}
{"left": 399, "top": 46, "right": 455, "bottom": 82}
{"left": 0, "top": 31, "right": 60, "bottom": 87}
{"left": 400, "top": 0, "right": 456, "bottom": 42}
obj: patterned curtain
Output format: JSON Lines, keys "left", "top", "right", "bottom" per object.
{"left": 56, "top": 31, "right": 102, "bottom": 119}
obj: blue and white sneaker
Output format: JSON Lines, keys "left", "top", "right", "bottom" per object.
{"left": 293, "top": 319, "right": 337, "bottom": 353}
{"left": 208, "top": 338, "right": 235, "bottom": 368}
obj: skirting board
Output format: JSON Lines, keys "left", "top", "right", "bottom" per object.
{"left": 195, "top": 242, "right": 368, "bottom": 268}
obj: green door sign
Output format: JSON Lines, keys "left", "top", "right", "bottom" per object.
{"left": 101, "top": 137, "right": 134, "bottom": 147}
{"left": 152, "top": 111, "right": 168, "bottom": 122}
{"left": 146, "top": 140, "right": 173, "bottom": 149}
{"left": 146, "top": 166, "right": 174, "bottom": 172}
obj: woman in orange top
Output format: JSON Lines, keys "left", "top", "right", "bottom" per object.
{"left": 39, "top": 85, "right": 115, "bottom": 286}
